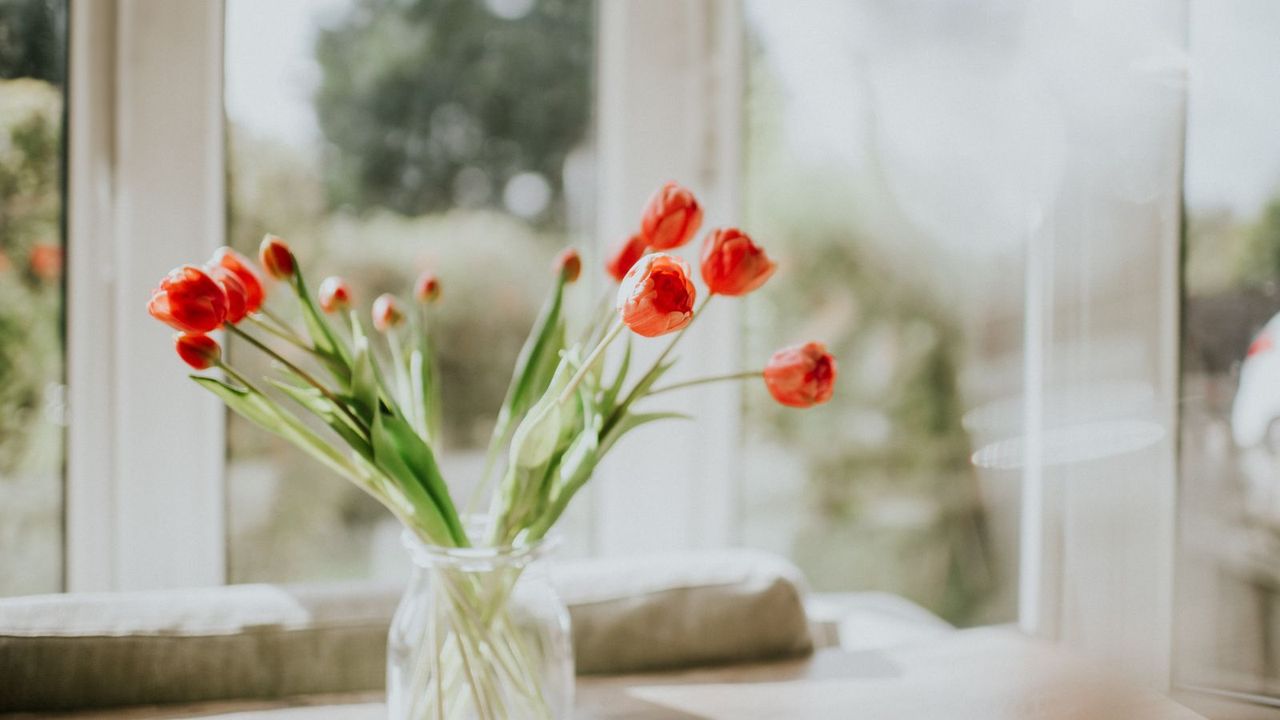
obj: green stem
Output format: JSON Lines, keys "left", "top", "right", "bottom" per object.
{"left": 603, "top": 295, "right": 712, "bottom": 436}
{"left": 557, "top": 318, "right": 624, "bottom": 405}
{"left": 228, "top": 324, "right": 369, "bottom": 435}
{"left": 647, "top": 370, "right": 763, "bottom": 396}
{"left": 246, "top": 313, "right": 312, "bottom": 350}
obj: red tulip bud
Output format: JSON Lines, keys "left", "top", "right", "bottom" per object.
{"left": 616, "top": 253, "right": 696, "bottom": 338}
{"left": 373, "top": 293, "right": 406, "bottom": 332}
{"left": 640, "top": 181, "right": 703, "bottom": 251}
{"left": 414, "top": 272, "right": 441, "bottom": 304}
{"left": 554, "top": 248, "right": 581, "bottom": 283}
{"left": 763, "top": 342, "right": 837, "bottom": 408}
{"left": 175, "top": 333, "right": 221, "bottom": 370}
{"left": 605, "top": 233, "right": 647, "bottom": 283}
{"left": 700, "top": 227, "right": 776, "bottom": 296}
{"left": 258, "top": 234, "right": 296, "bottom": 280}
{"left": 212, "top": 247, "right": 265, "bottom": 314}
{"left": 147, "top": 265, "right": 228, "bottom": 334}
{"left": 319, "top": 276, "right": 353, "bottom": 314}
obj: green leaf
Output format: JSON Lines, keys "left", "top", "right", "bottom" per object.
{"left": 192, "top": 375, "right": 360, "bottom": 484}
{"left": 600, "top": 410, "right": 691, "bottom": 456}
{"left": 487, "top": 275, "right": 568, "bottom": 457}
{"left": 291, "top": 270, "right": 352, "bottom": 380}
{"left": 371, "top": 404, "right": 467, "bottom": 546}
{"left": 601, "top": 337, "right": 632, "bottom": 414}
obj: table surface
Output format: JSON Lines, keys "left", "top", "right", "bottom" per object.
{"left": 18, "top": 628, "right": 1206, "bottom": 720}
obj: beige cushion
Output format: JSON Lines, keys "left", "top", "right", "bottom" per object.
{"left": 0, "top": 550, "right": 812, "bottom": 712}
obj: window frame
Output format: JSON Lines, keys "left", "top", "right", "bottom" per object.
{"left": 58, "top": 0, "right": 1195, "bottom": 704}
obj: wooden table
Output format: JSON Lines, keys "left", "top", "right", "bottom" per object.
{"left": 19, "top": 629, "right": 1205, "bottom": 719}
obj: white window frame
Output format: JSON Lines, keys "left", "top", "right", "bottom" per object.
{"left": 58, "top": 0, "right": 1201, "bottom": 706}
{"left": 67, "top": 0, "right": 226, "bottom": 591}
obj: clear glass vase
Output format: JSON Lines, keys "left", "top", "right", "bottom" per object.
{"left": 387, "top": 523, "right": 573, "bottom": 720}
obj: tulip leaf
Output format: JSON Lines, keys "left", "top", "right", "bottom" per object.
{"left": 600, "top": 337, "right": 632, "bottom": 414}
{"left": 600, "top": 410, "right": 691, "bottom": 456}
{"left": 371, "top": 403, "right": 467, "bottom": 546}
{"left": 191, "top": 375, "right": 360, "bottom": 485}
{"left": 486, "top": 275, "right": 567, "bottom": 465}
{"left": 291, "top": 270, "right": 352, "bottom": 380}
{"left": 268, "top": 379, "right": 371, "bottom": 460}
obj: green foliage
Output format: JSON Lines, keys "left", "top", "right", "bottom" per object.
{"left": 313, "top": 0, "right": 593, "bottom": 221}
{"left": 0, "top": 0, "right": 65, "bottom": 83}
{"left": 0, "top": 78, "right": 62, "bottom": 475}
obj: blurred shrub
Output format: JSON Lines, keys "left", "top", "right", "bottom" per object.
{"left": 0, "top": 78, "right": 62, "bottom": 475}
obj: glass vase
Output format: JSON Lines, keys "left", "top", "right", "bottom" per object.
{"left": 387, "top": 523, "right": 573, "bottom": 720}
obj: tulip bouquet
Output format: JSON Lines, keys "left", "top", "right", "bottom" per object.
{"left": 148, "top": 181, "right": 835, "bottom": 719}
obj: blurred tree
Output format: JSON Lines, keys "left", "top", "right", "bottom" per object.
{"left": 0, "top": 0, "right": 65, "bottom": 83}
{"left": 313, "top": 0, "right": 592, "bottom": 222}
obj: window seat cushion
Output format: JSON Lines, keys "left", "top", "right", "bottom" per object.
{"left": 0, "top": 550, "right": 812, "bottom": 712}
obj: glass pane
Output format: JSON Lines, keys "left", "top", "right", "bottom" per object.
{"left": 1179, "top": 0, "right": 1280, "bottom": 699}
{"left": 0, "top": 0, "right": 66, "bottom": 596}
{"left": 224, "top": 0, "right": 596, "bottom": 583}
{"left": 741, "top": 1, "right": 1025, "bottom": 625}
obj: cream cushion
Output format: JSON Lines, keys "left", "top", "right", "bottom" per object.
{"left": 0, "top": 550, "right": 812, "bottom": 711}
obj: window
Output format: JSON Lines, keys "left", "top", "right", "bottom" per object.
{"left": 739, "top": 0, "right": 1023, "bottom": 626}
{"left": 223, "top": 0, "right": 597, "bottom": 583}
{"left": 1178, "top": 0, "right": 1280, "bottom": 703}
{"left": 0, "top": 0, "right": 66, "bottom": 597}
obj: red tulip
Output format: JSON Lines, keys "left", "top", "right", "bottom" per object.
{"left": 700, "top": 228, "right": 776, "bottom": 296}
{"left": 640, "top": 182, "right": 703, "bottom": 251}
{"left": 147, "top": 265, "right": 228, "bottom": 334}
{"left": 373, "top": 293, "right": 406, "bottom": 332}
{"left": 616, "top": 253, "right": 696, "bottom": 337}
{"left": 319, "top": 276, "right": 353, "bottom": 313}
{"left": 605, "top": 233, "right": 647, "bottom": 283}
{"left": 259, "top": 234, "right": 296, "bottom": 280}
{"left": 175, "top": 333, "right": 221, "bottom": 370}
{"left": 554, "top": 248, "right": 581, "bottom": 283}
{"left": 205, "top": 265, "right": 248, "bottom": 324}
{"left": 414, "top": 272, "right": 441, "bottom": 304}
{"left": 763, "top": 342, "right": 837, "bottom": 408}
{"left": 211, "top": 247, "right": 265, "bottom": 314}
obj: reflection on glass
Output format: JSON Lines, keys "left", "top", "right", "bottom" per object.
{"left": 224, "top": 0, "right": 595, "bottom": 583}
{"left": 741, "top": 1, "right": 1026, "bottom": 625}
{"left": 0, "top": 0, "right": 66, "bottom": 596}
{"left": 1179, "top": 0, "right": 1280, "bottom": 700}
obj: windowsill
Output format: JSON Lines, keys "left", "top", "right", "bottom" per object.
{"left": 15, "top": 629, "right": 1205, "bottom": 720}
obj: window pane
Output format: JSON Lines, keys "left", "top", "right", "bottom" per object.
{"left": 223, "top": 0, "right": 595, "bottom": 583}
{"left": 1179, "top": 0, "right": 1280, "bottom": 699}
{"left": 741, "top": 1, "right": 1025, "bottom": 625}
{"left": 0, "top": 0, "right": 66, "bottom": 596}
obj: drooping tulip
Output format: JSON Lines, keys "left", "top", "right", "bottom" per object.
{"left": 605, "top": 233, "right": 647, "bottom": 283}
{"left": 616, "top": 253, "right": 696, "bottom": 338}
{"left": 700, "top": 228, "right": 776, "bottom": 296}
{"left": 373, "top": 293, "right": 406, "bottom": 332}
{"left": 205, "top": 265, "right": 249, "bottom": 324}
{"left": 640, "top": 182, "right": 703, "bottom": 251}
{"left": 319, "top": 276, "right": 353, "bottom": 314}
{"left": 147, "top": 265, "right": 228, "bottom": 334}
{"left": 259, "top": 234, "right": 296, "bottom": 280}
{"left": 414, "top": 272, "right": 441, "bottom": 304}
{"left": 554, "top": 248, "right": 581, "bottom": 284}
{"left": 175, "top": 333, "right": 221, "bottom": 370}
{"left": 763, "top": 342, "right": 837, "bottom": 408}
{"left": 211, "top": 247, "right": 265, "bottom": 314}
